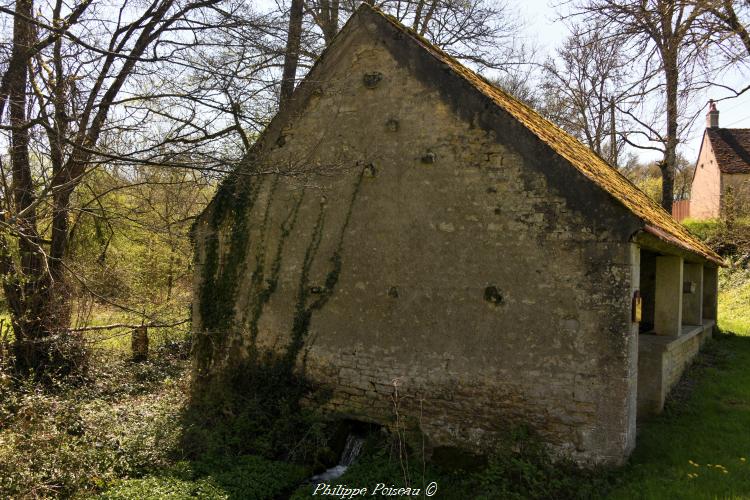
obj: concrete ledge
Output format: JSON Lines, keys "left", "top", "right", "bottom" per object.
{"left": 637, "top": 320, "right": 715, "bottom": 418}
{"left": 639, "top": 319, "right": 715, "bottom": 352}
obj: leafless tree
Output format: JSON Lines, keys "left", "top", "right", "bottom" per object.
{"left": 0, "top": 0, "right": 531, "bottom": 378}
{"left": 541, "top": 25, "right": 628, "bottom": 166}
{"left": 695, "top": 0, "right": 750, "bottom": 59}
{"left": 571, "top": 0, "right": 709, "bottom": 212}
{"left": 0, "top": 0, "right": 239, "bottom": 376}
{"left": 280, "top": 0, "right": 306, "bottom": 109}
{"left": 300, "top": 0, "right": 529, "bottom": 73}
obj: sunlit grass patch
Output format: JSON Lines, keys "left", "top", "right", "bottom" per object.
{"left": 719, "top": 267, "right": 750, "bottom": 336}
{"left": 608, "top": 333, "right": 750, "bottom": 499}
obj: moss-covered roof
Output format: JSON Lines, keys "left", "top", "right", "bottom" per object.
{"left": 363, "top": 4, "right": 722, "bottom": 265}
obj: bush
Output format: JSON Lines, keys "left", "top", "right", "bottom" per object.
{"left": 682, "top": 217, "right": 750, "bottom": 257}
{"left": 682, "top": 218, "right": 722, "bottom": 241}
{"left": 181, "top": 358, "right": 331, "bottom": 467}
{"left": 470, "top": 427, "right": 613, "bottom": 499}
{"left": 292, "top": 426, "right": 615, "bottom": 500}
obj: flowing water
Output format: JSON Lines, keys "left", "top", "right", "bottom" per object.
{"left": 310, "top": 433, "right": 365, "bottom": 482}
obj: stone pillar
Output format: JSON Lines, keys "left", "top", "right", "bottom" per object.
{"left": 703, "top": 266, "right": 719, "bottom": 322}
{"left": 624, "top": 243, "right": 640, "bottom": 455}
{"left": 654, "top": 256, "right": 683, "bottom": 336}
{"left": 682, "top": 262, "right": 703, "bottom": 326}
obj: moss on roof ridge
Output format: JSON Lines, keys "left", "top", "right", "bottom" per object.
{"left": 364, "top": 4, "right": 722, "bottom": 265}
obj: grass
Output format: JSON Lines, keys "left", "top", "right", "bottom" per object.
{"left": 607, "top": 332, "right": 750, "bottom": 499}
{"left": 607, "top": 265, "right": 750, "bottom": 499}
{"left": 719, "top": 268, "right": 750, "bottom": 335}
{"left": 98, "top": 456, "right": 309, "bottom": 499}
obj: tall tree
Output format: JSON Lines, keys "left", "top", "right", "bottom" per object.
{"left": 696, "top": 0, "right": 750, "bottom": 58}
{"left": 304, "top": 0, "right": 527, "bottom": 71}
{"left": 280, "top": 0, "right": 306, "bottom": 109}
{"left": 572, "top": 0, "right": 706, "bottom": 212}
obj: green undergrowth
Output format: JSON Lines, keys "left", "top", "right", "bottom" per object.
{"left": 607, "top": 331, "right": 750, "bottom": 499}
{"left": 682, "top": 217, "right": 750, "bottom": 256}
{"left": 181, "top": 357, "right": 332, "bottom": 466}
{"left": 98, "top": 456, "right": 308, "bottom": 499}
{"left": 718, "top": 266, "right": 750, "bottom": 336}
{"left": 682, "top": 218, "right": 724, "bottom": 241}
{"left": 290, "top": 429, "right": 615, "bottom": 499}
{"left": 0, "top": 342, "right": 190, "bottom": 498}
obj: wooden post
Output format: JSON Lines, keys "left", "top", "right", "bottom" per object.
{"left": 131, "top": 326, "right": 148, "bottom": 362}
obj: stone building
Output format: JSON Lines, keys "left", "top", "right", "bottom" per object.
{"left": 191, "top": 4, "right": 724, "bottom": 465}
{"left": 690, "top": 101, "right": 750, "bottom": 219}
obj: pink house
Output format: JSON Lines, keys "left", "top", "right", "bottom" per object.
{"left": 689, "top": 101, "right": 750, "bottom": 220}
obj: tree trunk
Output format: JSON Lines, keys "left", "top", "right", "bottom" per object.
{"left": 661, "top": 47, "right": 678, "bottom": 213}
{"left": 4, "top": 0, "right": 79, "bottom": 377}
{"left": 279, "top": 0, "right": 305, "bottom": 110}
{"left": 719, "top": 0, "right": 750, "bottom": 58}
{"left": 319, "top": 0, "right": 339, "bottom": 45}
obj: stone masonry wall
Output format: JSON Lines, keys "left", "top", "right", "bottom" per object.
{"left": 663, "top": 327, "right": 713, "bottom": 393}
{"left": 192, "top": 12, "right": 641, "bottom": 465}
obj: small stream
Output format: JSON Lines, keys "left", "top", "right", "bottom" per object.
{"left": 310, "top": 433, "right": 365, "bottom": 482}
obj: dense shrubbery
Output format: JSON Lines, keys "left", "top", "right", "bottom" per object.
{"left": 181, "top": 358, "right": 334, "bottom": 469}
{"left": 683, "top": 217, "right": 750, "bottom": 257}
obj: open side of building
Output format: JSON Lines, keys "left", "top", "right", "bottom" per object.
{"left": 191, "top": 5, "right": 724, "bottom": 465}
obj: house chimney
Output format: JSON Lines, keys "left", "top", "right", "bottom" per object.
{"left": 706, "top": 99, "right": 719, "bottom": 128}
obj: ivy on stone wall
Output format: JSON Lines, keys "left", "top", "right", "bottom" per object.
{"left": 194, "top": 165, "right": 365, "bottom": 380}
{"left": 284, "top": 169, "right": 365, "bottom": 369}
{"left": 194, "top": 173, "right": 260, "bottom": 374}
